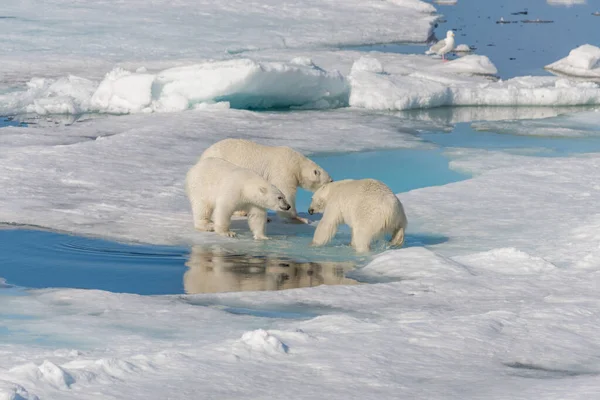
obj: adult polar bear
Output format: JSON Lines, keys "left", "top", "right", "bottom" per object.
{"left": 186, "top": 157, "right": 291, "bottom": 239}
{"left": 200, "top": 139, "right": 332, "bottom": 224}
{"left": 308, "top": 179, "right": 407, "bottom": 253}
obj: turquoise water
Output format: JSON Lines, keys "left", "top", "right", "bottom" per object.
{"left": 349, "top": 0, "right": 598, "bottom": 79}
{"left": 421, "top": 122, "right": 600, "bottom": 156}
{"left": 295, "top": 147, "right": 467, "bottom": 211}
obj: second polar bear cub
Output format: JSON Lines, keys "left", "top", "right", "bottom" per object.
{"left": 200, "top": 138, "right": 332, "bottom": 224}
{"left": 186, "top": 157, "right": 291, "bottom": 239}
{"left": 308, "top": 179, "right": 407, "bottom": 253}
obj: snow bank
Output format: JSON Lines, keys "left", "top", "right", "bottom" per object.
{"left": 1, "top": 60, "right": 348, "bottom": 115}
{"left": 545, "top": 44, "right": 600, "bottom": 79}
{"left": 349, "top": 54, "right": 600, "bottom": 110}
{"left": 0, "top": 0, "right": 437, "bottom": 85}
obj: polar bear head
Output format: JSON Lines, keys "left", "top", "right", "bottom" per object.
{"left": 299, "top": 159, "right": 333, "bottom": 192}
{"left": 249, "top": 183, "right": 292, "bottom": 212}
{"left": 307, "top": 181, "right": 336, "bottom": 215}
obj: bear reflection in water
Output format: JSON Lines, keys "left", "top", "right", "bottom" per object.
{"left": 184, "top": 245, "right": 357, "bottom": 294}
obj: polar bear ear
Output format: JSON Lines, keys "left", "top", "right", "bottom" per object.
{"left": 259, "top": 186, "right": 268, "bottom": 194}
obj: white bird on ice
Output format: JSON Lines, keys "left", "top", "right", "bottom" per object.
{"left": 426, "top": 30, "right": 456, "bottom": 62}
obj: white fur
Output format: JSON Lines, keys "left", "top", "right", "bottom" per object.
{"left": 309, "top": 179, "right": 407, "bottom": 253}
{"left": 200, "top": 138, "right": 332, "bottom": 223}
{"left": 185, "top": 157, "right": 290, "bottom": 240}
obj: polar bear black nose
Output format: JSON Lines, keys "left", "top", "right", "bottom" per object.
{"left": 308, "top": 208, "right": 314, "bottom": 215}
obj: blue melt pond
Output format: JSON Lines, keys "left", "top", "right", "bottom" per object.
{"left": 0, "top": 229, "right": 189, "bottom": 295}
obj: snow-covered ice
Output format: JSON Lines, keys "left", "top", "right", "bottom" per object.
{"left": 545, "top": 44, "right": 600, "bottom": 79}
{"left": 348, "top": 54, "right": 600, "bottom": 110}
{"left": 3, "top": 105, "right": 600, "bottom": 397}
{"left": 0, "top": 0, "right": 437, "bottom": 86}
{"left": 3, "top": 0, "right": 600, "bottom": 398}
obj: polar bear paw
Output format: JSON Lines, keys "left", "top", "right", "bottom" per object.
{"left": 254, "top": 234, "right": 269, "bottom": 240}
{"left": 195, "top": 221, "right": 214, "bottom": 232}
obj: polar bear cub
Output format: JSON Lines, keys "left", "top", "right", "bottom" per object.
{"left": 200, "top": 138, "right": 332, "bottom": 224}
{"left": 185, "top": 157, "right": 291, "bottom": 239}
{"left": 308, "top": 179, "right": 407, "bottom": 253}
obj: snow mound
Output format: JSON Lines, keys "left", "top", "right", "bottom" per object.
{"left": 453, "top": 248, "right": 557, "bottom": 275}
{"left": 359, "top": 247, "right": 467, "bottom": 279}
{"left": 0, "top": 381, "right": 38, "bottom": 400}
{"left": 9, "top": 361, "right": 74, "bottom": 390}
{"left": 234, "top": 329, "right": 289, "bottom": 357}
{"left": 1, "top": 59, "right": 349, "bottom": 115}
{"left": 89, "top": 69, "right": 156, "bottom": 114}
{"left": 433, "top": 55, "right": 498, "bottom": 75}
{"left": 545, "top": 44, "right": 600, "bottom": 79}
{"left": 350, "top": 57, "right": 385, "bottom": 74}
{"left": 454, "top": 44, "right": 472, "bottom": 52}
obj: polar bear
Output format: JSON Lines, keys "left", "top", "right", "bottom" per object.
{"left": 308, "top": 179, "right": 407, "bottom": 253}
{"left": 185, "top": 157, "right": 291, "bottom": 239}
{"left": 200, "top": 138, "right": 332, "bottom": 224}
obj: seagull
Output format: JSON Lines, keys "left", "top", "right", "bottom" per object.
{"left": 426, "top": 30, "right": 456, "bottom": 62}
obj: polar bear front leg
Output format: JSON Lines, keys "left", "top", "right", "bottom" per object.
{"left": 311, "top": 209, "right": 341, "bottom": 247}
{"left": 247, "top": 206, "right": 269, "bottom": 240}
{"left": 213, "top": 200, "right": 237, "bottom": 238}
{"left": 191, "top": 199, "right": 214, "bottom": 231}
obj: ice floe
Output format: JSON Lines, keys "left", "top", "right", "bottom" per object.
{"left": 349, "top": 55, "right": 600, "bottom": 110}
{"left": 6, "top": 50, "right": 600, "bottom": 116}
{"left": 545, "top": 44, "right": 600, "bottom": 79}
{"left": 1, "top": 60, "right": 348, "bottom": 115}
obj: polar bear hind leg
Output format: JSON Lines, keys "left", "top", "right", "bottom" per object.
{"left": 390, "top": 226, "right": 405, "bottom": 247}
{"left": 191, "top": 200, "right": 214, "bottom": 232}
{"left": 247, "top": 206, "right": 269, "bottom": 240}
{"left": 351, "top": 224, "right": 377, "bottom": 253}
